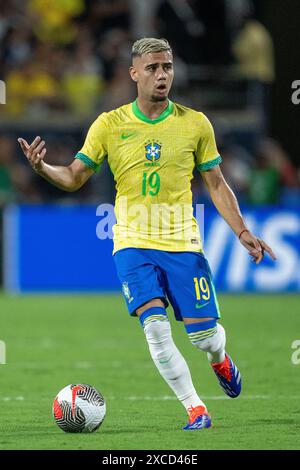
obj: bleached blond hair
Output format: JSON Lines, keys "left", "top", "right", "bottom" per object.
{"left": 131, "top": 38, "right": 172, "bottom": 59}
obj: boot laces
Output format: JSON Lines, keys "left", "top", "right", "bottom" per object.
{"left": 187, "top": 405, "right": 206, "bottom": 424}
{"left": 212, "top": 355, "right": 232, "bottom": 382}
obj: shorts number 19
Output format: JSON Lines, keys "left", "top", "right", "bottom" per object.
{"left": 193, "top": 277, "right": 210, "bottom": 301}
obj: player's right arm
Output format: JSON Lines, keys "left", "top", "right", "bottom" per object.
{"left": 196, "top": 113, "right": 276, "bottom": 264}
{"left": 18, "top": 113, "right": 108, "bottom": 191}
{"left": 18, "top": 136, "right": 94, "bottom": 192}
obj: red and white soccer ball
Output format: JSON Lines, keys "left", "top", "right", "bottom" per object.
{"left": 53, "top": 384, "right": 106, "bottom": 433}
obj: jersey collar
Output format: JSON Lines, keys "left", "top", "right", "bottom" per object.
{"left": 132, "top": 99, "right": 174, "bottom": 124}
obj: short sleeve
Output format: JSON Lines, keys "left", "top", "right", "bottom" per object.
{"left": 75, "top": 113, "right": 108, "bottom": 172}
{"left": 195, "top": 114, "right": 222, "bottom": 172}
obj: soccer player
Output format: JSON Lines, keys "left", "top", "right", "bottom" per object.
{"left": 18, "top": 38, "right": 276, "bottom": 430}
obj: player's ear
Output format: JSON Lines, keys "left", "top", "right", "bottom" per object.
{"left": 129, "top": 65, "right": 138, "bottom": 83}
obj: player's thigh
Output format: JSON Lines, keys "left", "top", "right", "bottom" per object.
{"left": 182, "top": 316, "right": 215, "bottom": 325}
{"left": 113, "top": 248, "right": 168, "bottom": 317}
{"left": 136, "top": 298, "right": 165, "bottom": 316}
{"left": 162, "top": 251, "right": 220, "bottom": 321}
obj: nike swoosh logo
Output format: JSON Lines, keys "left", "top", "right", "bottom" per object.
{"left": 195, "top": 301, "right": 210, "bottom": 309}
{"left": 159, "top": 354, "right": 174, "bottom": 364}
{"left": 121, "top": 132, "right": 135, "bottom": 140}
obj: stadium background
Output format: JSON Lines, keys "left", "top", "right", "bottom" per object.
{"left": 0, "top": 0, "right": 300, "bottom": 450}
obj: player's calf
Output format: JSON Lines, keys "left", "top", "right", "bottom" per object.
{"left": 139, "top": 306, "right": 209, "bottom": 423}
{"left": 185, "top": 320, "right": 242, "bottom": 398}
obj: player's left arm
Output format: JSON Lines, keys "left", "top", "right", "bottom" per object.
{"left": 200, "top": 165, "right": 276, "bottom": 264}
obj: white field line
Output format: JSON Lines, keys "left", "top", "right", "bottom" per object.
{"left": 109, "top": 395, "right": 300, "bottom": 401}
{"left": 2, "top": 395, "right": 300, "bottom": 402}
{"left": 1, "top": 396, "right": 24, "bottom": 401}
{"left": 109, "top": 395, "right": 271, "bottom": 401}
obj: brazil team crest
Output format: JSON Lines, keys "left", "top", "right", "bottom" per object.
{"left": 145, "top": 141, "right": 162, "bottom": 162}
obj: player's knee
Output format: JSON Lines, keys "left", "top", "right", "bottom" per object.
{"left": 140, "top": 307, "right": 172, "bottom": 359}
{"left": 145, "top": 322, "right": 177, "bottom": 367}
{"left": 144, "top": 318, "right": 173, "bottom": 364}
{"left": 144, "top": 317, "right": 170, "bottom": 344}
{"left": 185, "top": 320, "right": 226, "bottom": 352}
{"left": 193, "top": 323, "right": 226, "bottom": 353}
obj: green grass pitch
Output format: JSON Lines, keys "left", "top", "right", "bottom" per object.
{"left": 0, "top": 293, "right": 299, "bottom": 450}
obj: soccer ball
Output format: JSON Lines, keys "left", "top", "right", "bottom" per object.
{"left": 53, "top": 383, "right": 106, "bottom": 433}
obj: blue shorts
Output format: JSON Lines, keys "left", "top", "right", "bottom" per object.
{"left": 113, "top": 248, "right": 220, "bottom": 322}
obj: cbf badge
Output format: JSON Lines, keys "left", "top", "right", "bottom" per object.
{"left": 122, "top": 281, "right": 134, "bottom": 304}
{"left": 145, "top": 141, "right": 162, "bottom": 162}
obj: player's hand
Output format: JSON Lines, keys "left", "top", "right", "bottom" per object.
{"left": 17, "top": 136, "right": 47, "bottom": 172}
{"left": 239, "top": 230, "right": 277, "bottom": 264}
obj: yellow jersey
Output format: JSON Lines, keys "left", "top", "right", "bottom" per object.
{"left": 76, "top": 100, "right": 221, "bottom": 253}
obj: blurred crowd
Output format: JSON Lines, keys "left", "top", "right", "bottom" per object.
{"left": 192, "top": 136, "right": 300, "bottom": 207}
{"left": 0, "top": 0, "right": 276, "bottom": 116}
{"left": 0, "top": 0, "right": 134, "bottom": 115}
{"left": 0, "top": 0, "right": 299, "bottom": 205}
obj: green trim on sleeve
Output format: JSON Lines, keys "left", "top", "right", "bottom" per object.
{"left": 197, "top": 155, "right": 222, "bottom": 172}
{"left": 75, "top": 152, "right": 101, "bottom": 173}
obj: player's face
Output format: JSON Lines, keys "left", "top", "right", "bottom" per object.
{"left": 130, "top": 51, "right": 174, "bottom": 102}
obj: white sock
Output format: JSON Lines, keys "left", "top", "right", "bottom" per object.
{"left": 144, "top": 320, "right": 206, "bottom": 411}
{"left": 193, "top": 323, "right": 226, "bottom": 364}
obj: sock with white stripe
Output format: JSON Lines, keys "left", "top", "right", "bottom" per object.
{"left": 140, "top": 307, "right": 207, "bottom": 412}
{"left": 186, "top": 321, "right": 226, "bottom": 364}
